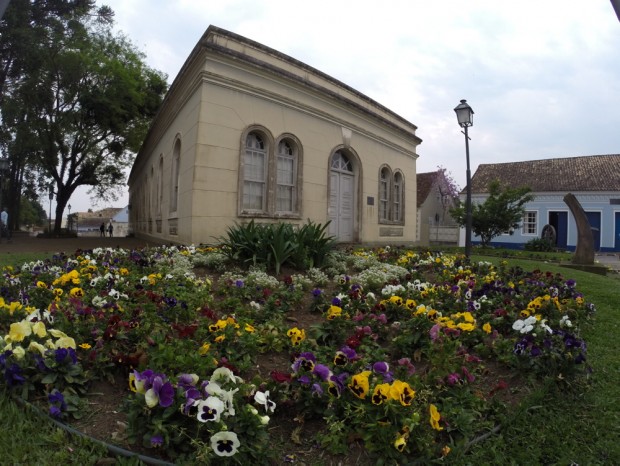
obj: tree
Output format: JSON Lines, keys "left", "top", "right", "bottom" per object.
{"left": 450, "top": 180, "right": 534, "bottom": 247}
{"left": 0, "top": 1, "right": 167, "bottom": 232}
{"left": 19, "top": 196, "right": 46, "bottom": 227}
{"left": 435, "top": 166, "right": 460, "bottom": 223}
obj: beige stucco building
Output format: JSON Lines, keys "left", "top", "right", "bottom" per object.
{"left": 128, "top": 26, "right": 422, "bottom": 245}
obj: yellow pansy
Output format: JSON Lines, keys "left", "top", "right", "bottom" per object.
{"left": 8, "top": 321, "right": 32, "bottom": 342}
{"left": 286, "top": 327, "right": 306, "bottom": 346}
{"left": 28, "top": 341, "right": 47, "bottom": 356}
{"left": 389, "top": 296, "right": 403, "bottom": 306}
{"left": 393, "top": 435, "right": 407, "bottom": 452}
{"left": 390, "top": 380, "right": 415, "bottom": 406}
{"left": 214, "top": 335, "right": 226, "bottom": 343}
{"left": 8, "top": 301, "right": 22, "bottom": 315}
{"left": 69, "top": 287, "right": 84, "bottom": 298}
{"left": 79, "top": 343, "right": 92, "bottom": 350}
{"left": 326, "top": 305, "right": 342, "bottom": 320}
{"left": 429, "top": 404, "right": 443, "bottom": 431}
{"left": 348, "top": 371, "right": 371, "bottom": 399}
{"left": 54, "top": 336, "right": 77, "bottom": 349}
{"left": 371, "top": 383, "right": 391, "bottom": 405}
{"left": 456, "top": 322, "right": 475, "bottom": 332}
{"left": 32, "top": 321, "right": 47, "bottom": 338}
{"left": 12, "top": 345, "right": 26, "bottom": 360}
{"left": 208, "top": 320, "right": 227, "bottom": 332}
{"left": 198, "top": 342, "right": 211, "bottom": 355}
{"left": 482, "top": 322, "right": 492, "bottom": 334}
{"left": 48, "top": 329, "right": 68, "bottom": 339}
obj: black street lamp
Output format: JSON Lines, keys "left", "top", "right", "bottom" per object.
{"left": 68, "top": 203, "right": 72, "bottom": 231}
{"left": 454, "top": 99, "right": 474, "bottom": 259}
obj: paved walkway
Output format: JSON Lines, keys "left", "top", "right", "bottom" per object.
{"left": 0, "top": 234, "right": 165, "bottom": 256}
{"left": 595, "top": 253, "right": 620, "bottom": 273}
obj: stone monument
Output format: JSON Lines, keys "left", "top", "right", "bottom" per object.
{"left": 563, "top": 193, "right": 594, "bottom": 265}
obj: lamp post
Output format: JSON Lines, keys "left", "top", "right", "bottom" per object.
{"left": 48, "top": 184, "right": 54, "bottom": 236}
{"left": 68, "top": 204, "right": 72, "bottom": 231}
{"left": 0, "top": 157, "right": 8, "bottom": 243}
{"left": 454, "top": 99, "right": 474, "bottom": 259}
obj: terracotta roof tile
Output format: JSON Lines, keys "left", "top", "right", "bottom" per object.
{"left": 470, "top": 154, "right": 620, "bottom": 193}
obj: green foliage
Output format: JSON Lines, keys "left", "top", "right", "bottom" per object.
{"left": 524, "top": 237, "right": 555, "bottom": 252}
{"left": 0, "top": 246, "right": 618, "bottom": 464}
{"left": 0, "top": 1, "right": 168, "bottom": 232}
{"left": 451, "top": 179, "right": 534, "bottom": 246}
{"left": 19, "top": 196, "right": 47, "bottom": 227}
{"left": 218, "top": 220, "right": 336, "bottom": 273}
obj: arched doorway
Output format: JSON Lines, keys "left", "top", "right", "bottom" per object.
{"left": 328, "top": 150, "right": 355, "bottom": 241}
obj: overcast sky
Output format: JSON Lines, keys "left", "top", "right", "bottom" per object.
{"left": 67, "top": 0, "right": 620, "bottom": 212}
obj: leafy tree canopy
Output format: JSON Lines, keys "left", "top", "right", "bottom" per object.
{"left": 450, "top": 180, "right": 534, "bottom": 247}
{"left": 0, "top": 1, "right": 167, "bottom": 231}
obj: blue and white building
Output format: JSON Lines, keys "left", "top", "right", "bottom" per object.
{"left": 463, "top": 154, "right": 620, "bottom": 252}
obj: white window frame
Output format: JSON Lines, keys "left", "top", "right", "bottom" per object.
{"left": 239, "top": 128, "right": 302, "bottom": 218}
{"left": 378, "top": 165, "right": 405, "bottom": 225}
{"left": 276, "top": 140, "right": 297, "bottom": 213}
{"left": 522, "top": 210, "right": 538, "bottom": 235}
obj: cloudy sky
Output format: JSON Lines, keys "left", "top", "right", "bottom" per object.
{"left": 69, "top": 0, "right": 620, "bottom": 212}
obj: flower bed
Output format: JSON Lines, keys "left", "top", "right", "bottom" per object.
{"left": 0, "top": 246, "right": 594, "bottom": 463}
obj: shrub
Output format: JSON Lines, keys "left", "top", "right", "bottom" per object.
{"left": 524, "top": 237, "right": 555, "bottom": 252}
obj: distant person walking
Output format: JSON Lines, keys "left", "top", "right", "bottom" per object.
{"left": 0, "top": 207, "right": 9, "bottom": 241}
{"left": 108, "top": 222, "right": 114, "bottom": 237}
{"left": 100, "top": 222, "right": 105, "bottom": 237}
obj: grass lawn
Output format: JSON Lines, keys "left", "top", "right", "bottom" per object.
{"left": 0, "top": 250, "right": 618, "bottom": 465}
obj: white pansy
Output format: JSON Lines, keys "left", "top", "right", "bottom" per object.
{"left": 249, "top": 301, "right": 261, "bottom": 311}
{"left": 560, "top": 315, "right": 572, "bottom": 328}
{"left": 254, "top": 390, "right": 276, "bottom": 413}
{"left": 512, "top": 316, "right": 537, "bottom": 334}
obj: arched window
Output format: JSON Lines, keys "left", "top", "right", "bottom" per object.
{"left": 393, "top": 171, "right": 403, "bottom": 222}
{"left": 243, "top": 132, "right": 267, "bottom": 211}
{"left": 239, "top": 128, "right": 302, "bottom": 217}
{"left": 379, "top": 167, "right": 390, "bottom": 221}
{"left": 276, "top": 140, "right": 297, "bottom": 212}
{"left": 378, "top": 165, "right": 405, "bottom": 225}
{"left": 171, "top": 139, "right": 181, "bottom": 213}
{"left": 157, "top": 156, "right": 163, "bottom": 215}
{"left": 331, "top": 151, "right": 353, "bottom": 172}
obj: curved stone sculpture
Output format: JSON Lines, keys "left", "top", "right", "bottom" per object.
{"left": 563, "top": 193, "right": 594, "bottom": 265}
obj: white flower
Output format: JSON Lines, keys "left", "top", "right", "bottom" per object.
{"left": 249, "top": 301, "right": 262, "bottom": 311}
{"left": 560, "top": 315, "right": 572, "bottom": 328}
{"left": 365, "top": 292, "right": 376, "bottom": 301}
{"left": 539, "top": 320, "right": 553, "bottom": 334}
{"left": 254, "top": 390, "right": 276, "bottom": 413}
{"left": 219, "top": 388, "right": 239, "bottom": 416}
{"left": 210, "top": 367, "right": 241, "bottom": 385}
{"left": 259, "top": 415, "right": 270, "bottom": 425}
{"left": 210, "top": 431, "right": 240, "bottom": 457}
{"left": 512, "top": 316, "right": 537, "bottom": 334}
{"left": 196, "top": 396, "right": 225, "bottom": 422}
{"left": 92, "top": 296, "right": 107, "bottom": 308}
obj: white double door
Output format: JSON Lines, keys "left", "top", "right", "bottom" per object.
{"left": 328, "top": 171, "right": 354, "bottom": 242}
